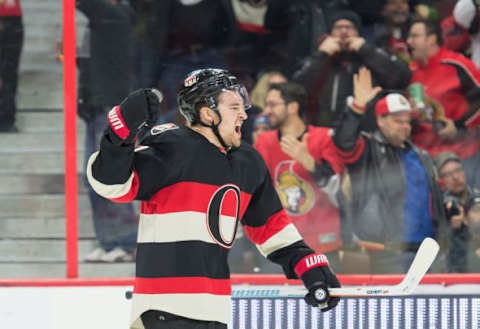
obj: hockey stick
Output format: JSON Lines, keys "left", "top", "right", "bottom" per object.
{"left": 326, "top": 237, "right": 439, "bottom": 298}
{"left": 232, "top": 237, "right": 439, "bottom": 301}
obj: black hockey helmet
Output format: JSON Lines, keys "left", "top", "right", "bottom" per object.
{"left": 177, "top": 68, "right": 250, "bottom": 124}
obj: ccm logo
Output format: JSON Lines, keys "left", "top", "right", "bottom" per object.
{"left": 366, "top": 289, "right": 388, "bottom": 295}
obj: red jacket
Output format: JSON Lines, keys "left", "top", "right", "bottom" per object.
{"left": 255, "top": 126, "right": 344, "bottom": 253}
{"left": 0, "top": 0, "right": 22, "bottom": 17}
{"left": 410, "top": 47, "right": 480, "bottom": 159}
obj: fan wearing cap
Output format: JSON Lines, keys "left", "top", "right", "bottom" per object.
{"left": 293, "top": 9, "right": 411, "bottom": 131}
{"left": 374, "top": 90, "right": 413, "bottom": 149}
{"left": 332, "top": 67, "right": 447, "bottom": 274}
{"left": 435, "top": 151, "right": 480, "bottom": 272}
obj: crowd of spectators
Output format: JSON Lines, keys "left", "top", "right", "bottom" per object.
{"left": 77, "top": 0, "right": 480, "bottom": 273}
{"left": 76, "top": 0, "right": 138, "bottom": 263}
{"left": 4, "top": 0, "right": 479, "bottom": 273}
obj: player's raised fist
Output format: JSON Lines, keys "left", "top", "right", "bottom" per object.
{"left": 107, "top": 88, "right": 163, "bottom": 146}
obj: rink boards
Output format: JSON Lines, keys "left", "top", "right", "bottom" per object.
{"left": 231, "top": 293, "right": 480, "bottom": 329}
{"left": 231, "top": 284, "right": 480, "bottom": 329}
{"left": 1, "top": 283, "right": 479, "bottom": 329}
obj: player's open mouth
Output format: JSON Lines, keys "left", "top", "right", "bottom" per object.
{"left": 235, "top": 125, "right": 242, "bottom": 137}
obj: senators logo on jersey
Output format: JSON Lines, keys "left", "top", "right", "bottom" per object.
{"left": 274, "top": 161, "right": 314, "bottom": 216}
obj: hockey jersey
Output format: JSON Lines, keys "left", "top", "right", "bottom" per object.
{"left": 255, "top": 127, "right": 344, "bottom": 253}
{"left": 87, "top": 124, "right": 316, "bottom": 328}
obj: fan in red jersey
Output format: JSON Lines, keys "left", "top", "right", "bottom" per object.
{"left": 255, "top": 81, "right": 359, "bottom": 269}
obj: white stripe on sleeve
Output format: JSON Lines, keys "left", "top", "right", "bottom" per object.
{"left": 86, "top": 151, "right": 135, "bottom": 199}
{"left": 256, "top": 223, "right": 303, "bottom": 257}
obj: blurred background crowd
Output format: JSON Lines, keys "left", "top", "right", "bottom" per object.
{"left": 1, "top": 0, "right": 480, "bottom": 276}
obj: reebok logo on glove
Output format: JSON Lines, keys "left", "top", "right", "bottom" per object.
{"left": 108, "top": 106, "right": 130, "bottom": 140}
{"left": 294, "top": 253, "right": 329, "bottom": 277}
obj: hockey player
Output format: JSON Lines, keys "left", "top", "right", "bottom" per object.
{"left": 87, "top": 68, "right": 340, "bottom": 329}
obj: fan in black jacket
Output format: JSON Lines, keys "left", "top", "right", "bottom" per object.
{"left": 332, "top": 67, "right": 446, "bottom": 274}
{"left": 293, "top": 10, "right": 412, "bottom": 131}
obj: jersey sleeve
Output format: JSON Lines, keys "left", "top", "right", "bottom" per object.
{"left": 442, "top": 54, "right": 480, "bottom": 127}
{"left": 454, "top": 62, "right": 480, "bottom": 128}
{"left": 306, "top": 128, "right": 344, "bottom": 174}
{"left": 241, "top": 152, "right": 316, "bottom": 278}
{"left": 87, "top": 134, "right": 170, "bottom": 202}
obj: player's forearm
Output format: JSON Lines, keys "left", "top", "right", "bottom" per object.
{"left": 86, "top": 134, "right": 136, "bottom": 201}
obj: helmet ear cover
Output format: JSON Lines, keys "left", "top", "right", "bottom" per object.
{"left": 177, "top": 69, "right": 250, "bottom": 124}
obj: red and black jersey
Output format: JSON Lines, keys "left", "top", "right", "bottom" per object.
{"left": 254, "top": 126, "right": 344, "bottom": 253}
{"left": 87, "top": 124, "right": 315, "bottom": 328}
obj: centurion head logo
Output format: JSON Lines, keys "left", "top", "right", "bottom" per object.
{"left": 275, "top": 161, "right": 314, "bottom": 215}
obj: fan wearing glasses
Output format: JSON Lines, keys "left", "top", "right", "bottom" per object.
{"left": 435, "top": 151, "right": 480, "bottom": 272}
{"left": 293, "top": 10, "right": 412, "bottom": 131}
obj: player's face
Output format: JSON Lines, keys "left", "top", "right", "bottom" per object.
{"left": 216, "top": 90, "right": 248, "bottom": 148}
{"left": 263, "top": 89, "right": 288, "bottom": 129}
{"left": 438, "top": 161, "right": 466, "bottom": 195}
{"left": 377, "top": 112, "right": 411, "bottom": 147}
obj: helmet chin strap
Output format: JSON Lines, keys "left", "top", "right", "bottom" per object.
{"left": 211, "top": 123, "right": 231, "bottom": 150}
{"left": 199, "top": 112, "right": 230, "bottom": 150}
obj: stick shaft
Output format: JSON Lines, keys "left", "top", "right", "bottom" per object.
{"left": 233, "top": 238, "right": 440, "bottom": 299}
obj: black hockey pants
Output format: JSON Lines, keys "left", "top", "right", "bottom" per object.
{"left": 141, "top": 310, "right": 227, "bottom": 329}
